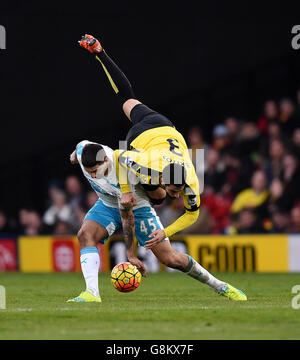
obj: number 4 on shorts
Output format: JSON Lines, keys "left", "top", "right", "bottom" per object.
{"left": 140, "top": 219, "right": 157, "bottom": 234}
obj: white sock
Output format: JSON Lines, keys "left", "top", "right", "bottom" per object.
{"left": 183, "top": 255, "right": 226, "bottom": 292}
{"left": 80, "top": 247, "right": 100, "bottom": 298}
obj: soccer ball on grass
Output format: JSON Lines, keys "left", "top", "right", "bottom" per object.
{"left": 110, "top": 262, "right": 142, "bottom": 292}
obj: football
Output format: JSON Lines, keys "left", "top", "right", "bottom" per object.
{"left": 110, "top": 262, "right": 142, "bottom": 292}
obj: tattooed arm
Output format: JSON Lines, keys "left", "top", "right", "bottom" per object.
{"left": 120, "top": 208, "right": 147, "bottom": 277}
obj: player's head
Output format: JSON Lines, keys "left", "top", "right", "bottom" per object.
{"left": 81, "top": 143, "right": 111, "bottom": 179}
{"left": 160, "top": 163, "right": 186, "bottom": 199}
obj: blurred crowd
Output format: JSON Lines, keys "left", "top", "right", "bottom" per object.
{"left": 1, "top": 91, "right": 300, "bottom": 236}
{"left": 0, "top": 175, "right": 99, "bottom": 236}
{"left": 157, "top": 92, "right": 300, "bottom": 235}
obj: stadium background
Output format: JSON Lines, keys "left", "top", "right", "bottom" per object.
{"left": 1, "top": 2, "right": 300, "bottom": 272}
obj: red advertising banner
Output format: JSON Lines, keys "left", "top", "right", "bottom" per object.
{"left": 0, "top": 239, "right": 18, "bottom": 271}
{"left": 52, "top": 239, "right": 79, "bottom": 272}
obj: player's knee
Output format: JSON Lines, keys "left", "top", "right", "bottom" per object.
{"left": 77, "top": 226, "right": 94, "bottom": 248}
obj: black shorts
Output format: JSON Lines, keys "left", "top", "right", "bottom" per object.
{"left": 125, "top": 104, "right": 174, "bottom": 148}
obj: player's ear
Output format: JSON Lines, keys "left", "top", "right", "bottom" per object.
{"left": 159, "top": 176, "right": 165, "bottom": 186}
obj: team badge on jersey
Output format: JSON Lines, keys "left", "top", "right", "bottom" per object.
{"left": 188, "top": 195, "right": 197, "bottom": 206}
{"left": 125, "top": 157, "right": 134, "bottom": 168}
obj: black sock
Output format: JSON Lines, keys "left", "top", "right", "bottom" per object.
{"left": 95, "top": 51, "right": 136, "bottom": 104}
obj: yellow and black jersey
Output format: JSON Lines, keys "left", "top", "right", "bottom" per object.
{"left": 113, "top": 126, "right": 201, "bottom": 237}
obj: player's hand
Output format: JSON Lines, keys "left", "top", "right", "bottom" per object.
{"left": 127, "top": 256, "right": 147, "bottom": 277}
{"left": 78, "top": 34, "right": 103, "bottom": 53}
{"left": 145, "top": 229, "right": 166, "bottom": 249}
{"left": 70, "top": 150, "right": 78, "bottom": 164}
{"left": 120, "top": 192, "right": 137, "bottom": 208}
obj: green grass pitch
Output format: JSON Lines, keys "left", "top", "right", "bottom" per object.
{"left": 0, "top": 271, "right": 299, "bottom": 340}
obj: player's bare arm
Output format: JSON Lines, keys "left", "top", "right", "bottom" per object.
{"left": 120, "top": 192, "right": 137, "bottom": 208}
{"left": 70, "top": 141, "right": 90, "bottom": 165}
{"left": 70, "top": 149, "right": 78, "bottom": 164}
{"left": 120, "top": 208, "right": 146, "bottom": 277}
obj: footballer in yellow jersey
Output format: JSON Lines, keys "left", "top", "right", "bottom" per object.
{"left": 77, "top": 34, "right": 248, "bottom": 301}
{"left": 113, "top": 123, "right": 201, "bottom": 241}
{"left": 78, "top": 34, "right": 202, "bottom": 245}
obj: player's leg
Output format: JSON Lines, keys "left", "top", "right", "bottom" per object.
{"left": 133, "top": 207, "right": 221, "bottom": 290}
{"left": 77, "top": 219, "right": 108, "bottom": 248}
{"left": 74, "top": 219, "right": 108, "bottom": 300}
{"left": 151, "top": 241, "right": 247, "bottom": 300}
{"left": 134, "top": 206, "right": 247, "bottom": 300}
{"left": 151, "top": 240, "right": 225, "bottom": 292}
{"left": 67, "top": 199, "right": 121, "bottom": 303}
{"left": 79, "top": 34, "right": 138, "bottom": 113}
{"left": 78, "top": 35, "right": 173, "bottom": 139}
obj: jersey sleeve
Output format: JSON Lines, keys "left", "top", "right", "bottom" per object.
{"left": 163, "top": 186, "right": 200, "bottom": 237}
{"left": 183, "top": 193, "right": 201, "bottom": 212}
{"left": 113, "top": 150, "right": 132, "bottom": 194}
{"left": 164, "top": 209, "right": 200, "bottom": 238}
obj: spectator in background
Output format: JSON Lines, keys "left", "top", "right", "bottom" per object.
{"left": 187, "top": 126, "right": 210, "bottom": 159}
{"left": 211, "top": 124, "right": 231, "bottom": 152}
{"left": 231, "top": 170, "right": 269, "bottom": 221}
{"left": 224, "top": 117, "right": 241, "bottom": 155}
{"left": 264, "top": 139, "right": 285, "bottom": 182}
{"left": 18, "top": 208, "right": 31, "bottom": 233}
{"left": 281, "top": 153, "right": 300, "bottom": 200}
{"left": 257, "top": 100, "right": 279, "bottom": 134}
{"left": 65, "top": 175, "right": 85, "bottom": 230}
{"left": 43, "top": 189, "right": 73, "bottom": 232}
{"left": 25, "top": 211, "right": 43, "bottom": 236}
{"left": 223, "top": 213, "right": 239, "bottom": 234}
{"left": 65, "top": 175, "right": 84, "bottom": 211}
{"left": 0, "top": 210, "right": 16, "bottom": 234}
{"left": 279, "top": 98, "right": 297, "bottom": 135}
{"left": 236, "top": 121, "right": 261, "bottom": 163}
{"left": 235, "top": 209, "right": 265, "bottom": 234}
{"left": 267, "top": 178, "right": 294, "bottom": 216}
{"left": 201, "top": 186, "right": 232, "bottom": 233}
{"left": 45, "top": 180, "right": 64, "bottom": 208}
{"left": 259, "top": 121, "right": 287, "bottom": 159}
{"left": 290, "top": 128, "right": 300, "bottom": 159}
{"left": 287, "top": 206, "right": 300, "bottom": 233}
{"left": 222, "top": 150, "right": 254, "bottom": 196}
{"left": 204, "top": 148, "right": 226, "bottom": 193}
{"left": 270, "top": 210, "right": 290, "bottom": 233}
{"left": 18, "top": 209, "right": 44, "bottom": 236}
{"left": 224, "top": 117, "right": 240, "bottom": 144}
{"left": 294, "top": 88, "right": 300, "bottom": 121}
{"left": 53, "top": 220, "right": 73, "bottom": 235}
